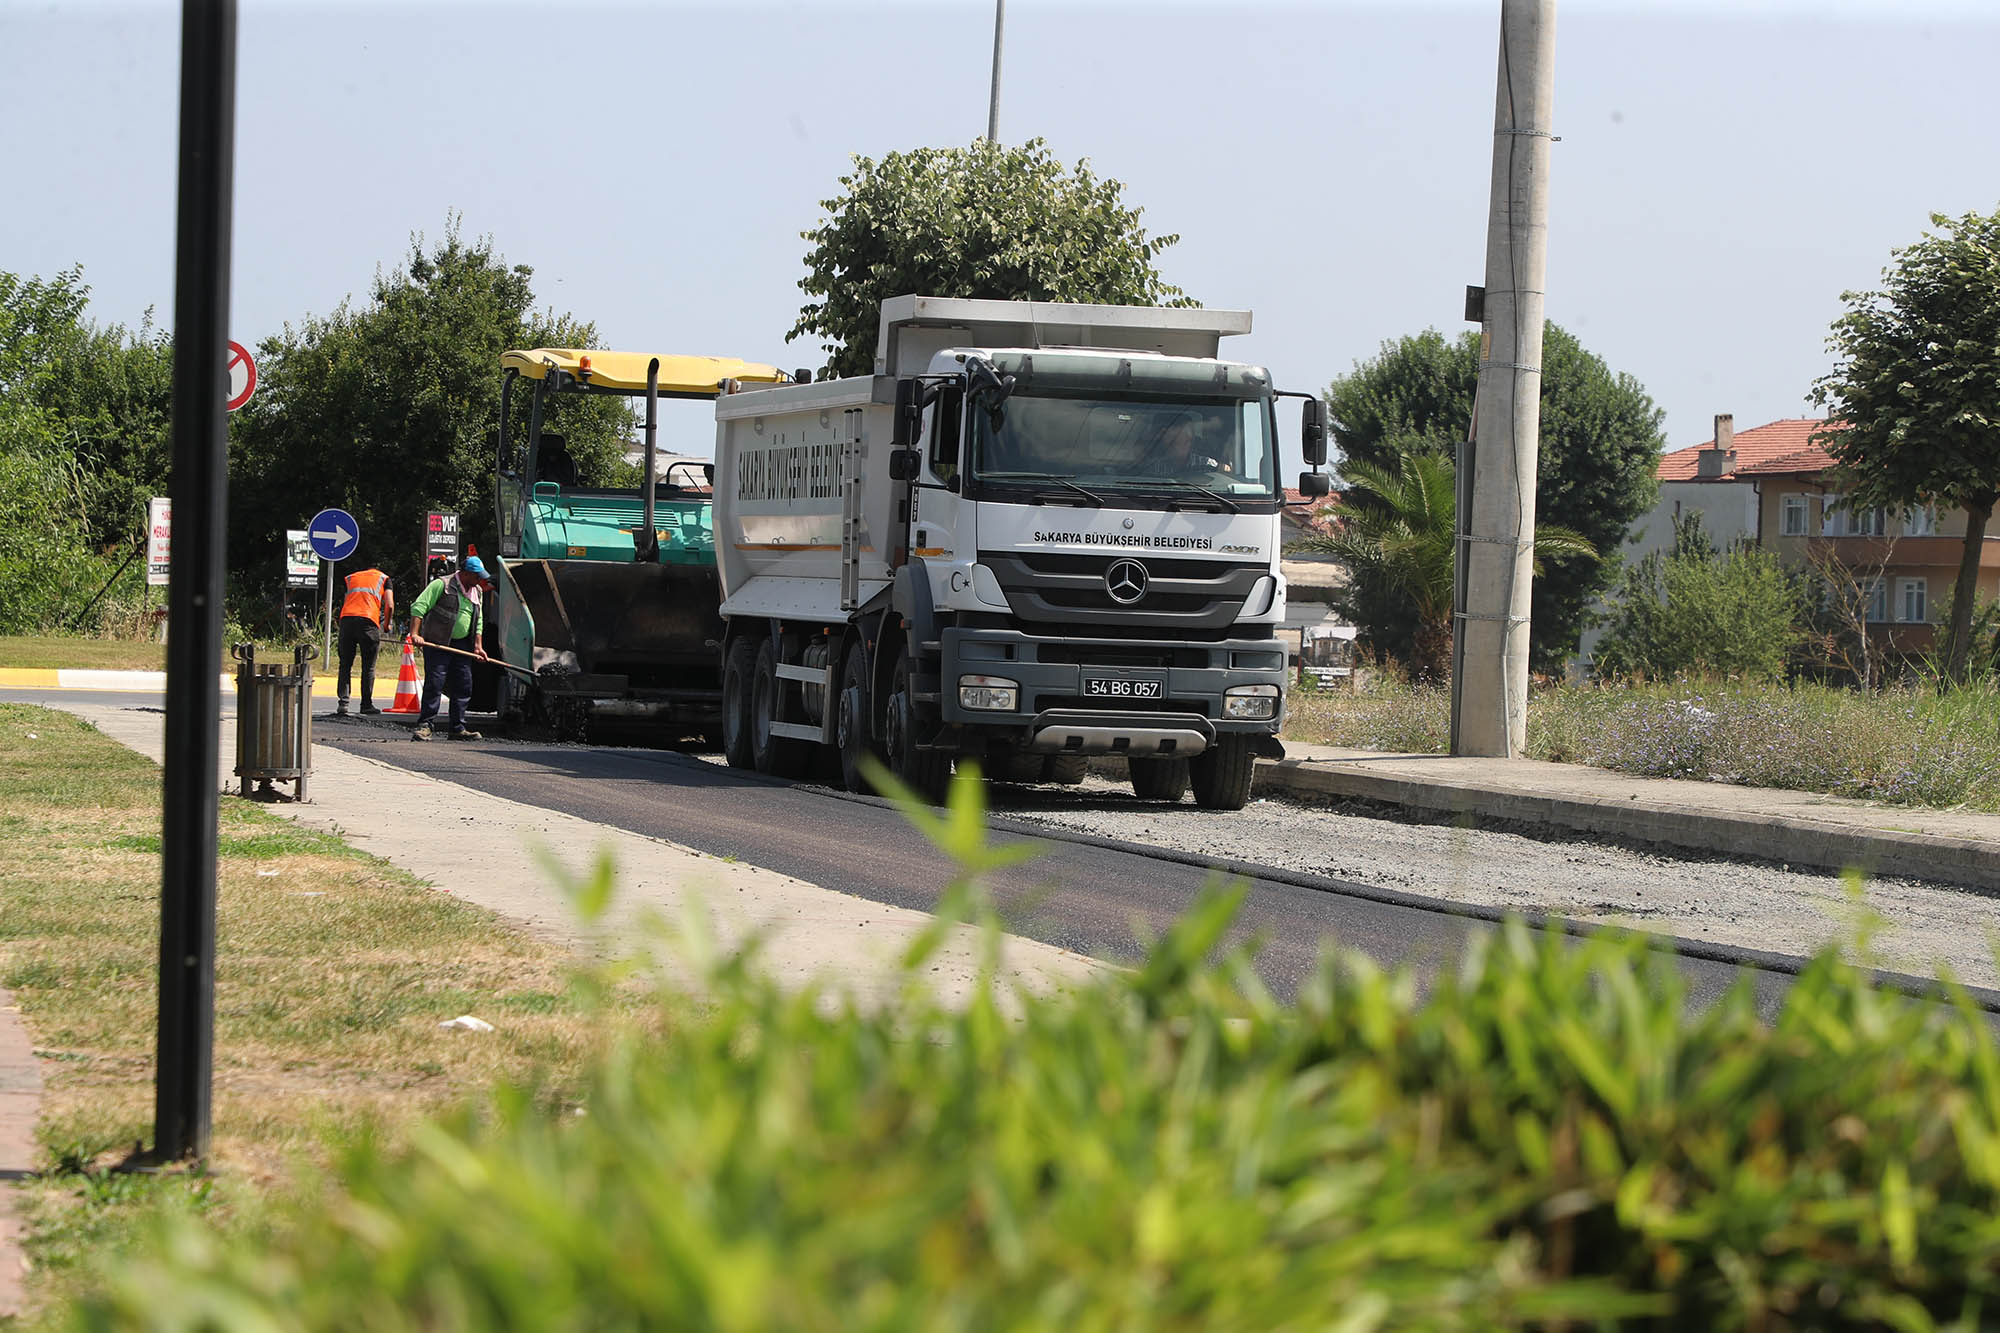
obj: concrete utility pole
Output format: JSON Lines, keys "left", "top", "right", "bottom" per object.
{"left": 1455, "top": 0, "right": 1555, "bottom": 758}
{"left": 987, "top": 0, "right": 1005, "bottom": 142}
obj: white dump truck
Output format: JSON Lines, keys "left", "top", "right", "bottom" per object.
{"left": 712, "top": 295, "right": 1331, "bottom": 808}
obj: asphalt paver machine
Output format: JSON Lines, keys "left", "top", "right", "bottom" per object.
{"left": 492, "top": 349, "right": 795, "bottom": 740}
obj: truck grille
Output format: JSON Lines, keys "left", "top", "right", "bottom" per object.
{"left": 979, "top": 551, "right": 1265, "bottom": 632}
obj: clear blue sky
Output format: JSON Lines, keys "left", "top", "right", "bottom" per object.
{"left": 7, "top": 0, "right": 1997, "bottom": 456}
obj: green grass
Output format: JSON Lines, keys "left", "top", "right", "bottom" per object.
{"left": 0, "top": 703, "right": 638, "bottom": 1324}
{"left": 1286, "top": 674, "right": 2000, "bottom": 810}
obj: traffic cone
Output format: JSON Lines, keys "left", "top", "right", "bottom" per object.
{"left": 386, "top": 636, "right": 422, "bottom": 714}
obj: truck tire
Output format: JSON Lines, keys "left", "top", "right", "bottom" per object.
{"left": 1129, "top": 756, "right": 1190, "bottom": 802}
{"left": 721, "top": 637, "right": 758, "bottom": 770}
{"left": 752, "top": 639, "right": 810, "bottom": 778}
{"left": 1190, "top": 735, "right": 1257, "bottom": 811}
{"left": 992, "top": 752, "right": 1045, "bottom": 784}
{"left": 836, "top": 646, "right": 884, "bottom": 794}
{"left": 885, "top": 656, "right": 950, "bottom": 804}
{"left": 1045, "top": 754, "right": 1088, "bottom": 785}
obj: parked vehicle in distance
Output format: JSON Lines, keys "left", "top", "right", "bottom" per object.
{"left": 712, "top": 295, "right": 1331, "bottom": 808}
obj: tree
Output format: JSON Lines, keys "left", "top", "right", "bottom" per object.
{"left": 1326, "top": 326, "right": 1664, "bottom": 670}
{"left": 1293, "top": 441, "right": 1595, "bottom": 683}
{"left": 230, "top": 221, "right": 625, "bottom": 606}
{"left": 0, "top": 267, "right": 153, "bottom": 632}
{"left": 1812, "top": 207, "right": 2000, "bottom": 682}
{"left": 1800, "top": 524, "right": 1904, "bottom": 689}
{"left": 790, "top": 139, "right": 1190, "bottom": 379}
{"left": 1592, "top": 513, "right": 1804, "bottom": 681}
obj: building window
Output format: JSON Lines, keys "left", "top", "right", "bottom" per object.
{"left": 1898, "top": 577, "right": 1928, "bottom": 624}
{"left": 1780, "top": 494, "right": 1808, "bottom": 536}
{"left": 1866, "top": 578, "right": 1889, "bottom": 623}
{"left": 1900, "top": 505, "right": 1938, "bottom": 537}
{"left": 1819, "top": 497, "right": 1889, "bottom": 537}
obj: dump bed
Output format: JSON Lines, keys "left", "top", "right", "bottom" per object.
{"left": 712, "top": 376, "right": 897, "bottom": 619}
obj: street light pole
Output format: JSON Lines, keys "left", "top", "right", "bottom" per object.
{"left": 153, "top": 0, "right": 237, "bottom": 1163}
{"left": 987, "top": 0, "right": 1005, "bottom": 142}
{"left": 1455, "top": 0, "right": 1555, "bottom": 758}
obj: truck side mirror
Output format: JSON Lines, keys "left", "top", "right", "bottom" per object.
{"left": 1301, "top": 398, "right": 1328, "bottom": 467}
{"left": 888, "top": 449, "right": 921, "bottom": 482}
{"left": 892, "top": 378, "right": 921, "bottom": 450}
{"left": 1298, "top": 471, "right": 1332, "bottom": 498}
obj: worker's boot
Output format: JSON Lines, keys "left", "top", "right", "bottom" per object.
{"left": 359, "top": 702, "right": 382, "bottom": 715}
{"left": 410, "top": 724, "right": 432, "bottom": 742}
{"left": 335, "top": 699, "right": 349, "bottom": 717}
{"left": 447, "top": 728, "right": 482, "bottom": 741}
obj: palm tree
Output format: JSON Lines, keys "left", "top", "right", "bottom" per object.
{"left": 1293, "top": 444, "right": 1597, "bottom": 682}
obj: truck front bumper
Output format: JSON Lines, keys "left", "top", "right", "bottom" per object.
{"left": 935, "top": 626, "right": 1287, "bottom": 757}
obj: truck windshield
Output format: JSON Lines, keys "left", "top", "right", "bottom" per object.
{"left": 965, "top": 365, "right": 1279, "bottom": 509}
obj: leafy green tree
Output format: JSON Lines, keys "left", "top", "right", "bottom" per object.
{"left": 44, "top": 315, "right": 173, "bottom": 553}
{"left": 1812, "top": 207, "right": 2000, "bottom": 682}
{"left": 0, "top": 267, "right": 92, "bottom": 453}
{"left": 1326, "top": 325, "right": 1663, "bottom": 670}
{"left": 1294, "top": 442, "right": 1595, "bottom": 682}
{"left": 0, "top": 267, "right": 152, "bottom": 631}
{"left": 230, "top": 221, "right": 625, "bottom": 604}
{"left": 1592, "top": 513, "right": 1804, "bottom": 681}
{"left": 791, "top": 139, "right": 1190, "bottom": 379}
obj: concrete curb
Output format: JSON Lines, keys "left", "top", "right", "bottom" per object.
{"left": 0, "top": 668, "right": 349, "bottom": 699}
{"left": 0, "top": 985, "right": 42, "bottom": 1321}
{"left": 1249, "top": 758, "right": 2000, "bottom": 898}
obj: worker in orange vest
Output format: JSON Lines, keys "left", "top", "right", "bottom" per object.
{"left": 335, "top": 558, "right": 395, "bottom": 716}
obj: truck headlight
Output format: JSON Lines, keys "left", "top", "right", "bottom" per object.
{"left": 1224, "top": 684, "right": 1279, "bottom": 719}
{"left": 958, "top": 675, "right": 1019, "bottom": 712}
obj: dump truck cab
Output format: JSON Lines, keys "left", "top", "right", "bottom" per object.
{"left": 492, "top": 349, "right": 793, "bottom": 740}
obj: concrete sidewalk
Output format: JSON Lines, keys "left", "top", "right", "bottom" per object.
{"left": 1257, "top": 744, "right": 2000, "bottom": 896}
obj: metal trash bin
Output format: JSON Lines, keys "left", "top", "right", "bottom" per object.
{"left": 233, "top": 642, "right": 313, "bottom": 802}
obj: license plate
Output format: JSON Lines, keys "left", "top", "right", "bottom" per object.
{"left": 1083, "top": 676, "right": 1163, "bottom": 700}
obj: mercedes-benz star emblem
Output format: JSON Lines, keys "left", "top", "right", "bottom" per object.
{"left": 1105, "top": 559, "right": 1149, "bottom": 605}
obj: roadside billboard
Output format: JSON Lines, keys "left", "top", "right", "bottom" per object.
{"left": 425, "top": 511, "right": 459, "bottom": 575}
{"left": 146, "top": 497, "right": 171, "bottom": 587}
{"left": 285, "top": 529, "right": 316, "bottom": 588}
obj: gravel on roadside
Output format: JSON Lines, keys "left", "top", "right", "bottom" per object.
{"left": 986, "top": 774, "right": 2000, "bottom": 991}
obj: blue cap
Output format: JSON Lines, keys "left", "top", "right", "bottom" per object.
{"left": 461, "top": 555, "right": 488, "bottom": 579}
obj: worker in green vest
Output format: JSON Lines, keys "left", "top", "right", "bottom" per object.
{"left": 406, "top": 556, "right": 491, "bottom": 741}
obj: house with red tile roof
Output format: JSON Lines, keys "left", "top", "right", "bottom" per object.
{"left": 1586, "top": 414, "right": 1997, "bottom": 664}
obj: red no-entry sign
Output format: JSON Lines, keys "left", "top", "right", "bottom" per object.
{"left": 226, "top": 339, "right": 257, "bottom": 412}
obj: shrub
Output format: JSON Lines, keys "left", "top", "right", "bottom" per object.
{"left": 55, "top": 773, "right": 2000, "bottom": 1330}
{"left": 1593, "top": 514, "right": 1805, "bottom": 682}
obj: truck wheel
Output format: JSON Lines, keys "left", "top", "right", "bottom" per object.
{"left": 884, "top": 656, "right": 950, "bottom": 804}
{"left": 752, "top": 639, "right": 810, "bottom": 778}
{"left": 836, "top": 646, "right": 884, "bottom": 793}
{"left": 1044, "top": 754, "right": 1088, "bottom": 785}
{"left": 1190, "top": 735, "right": 1257, "bottom": 811}
{"left": 1129, "top": 756, "right": 1190, "bottom": 802}
{"left": 992, "top": 752, "right": 1045, "bottom": 784}
{"left": 721, "top": 638, "right": 758, "bottom": 770}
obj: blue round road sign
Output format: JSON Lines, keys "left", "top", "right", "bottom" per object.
{"left": 306, "top": 508, "right": 360, "bottom": 562}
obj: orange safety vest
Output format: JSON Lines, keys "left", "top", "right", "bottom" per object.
{"left": 339, "top": 569, "right": 389, "bottom": 623}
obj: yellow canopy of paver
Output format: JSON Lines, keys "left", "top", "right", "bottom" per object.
{"left": 500, "top": 349, "right": 791, "bottom": 395}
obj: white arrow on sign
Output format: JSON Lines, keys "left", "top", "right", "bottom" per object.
{"left": 311, "top": 522, "right": 354, "bottom": 547}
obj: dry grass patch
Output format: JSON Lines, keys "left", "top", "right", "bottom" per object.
{"left": 0, "top": 703, "right": 644, "bottom": 1319}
